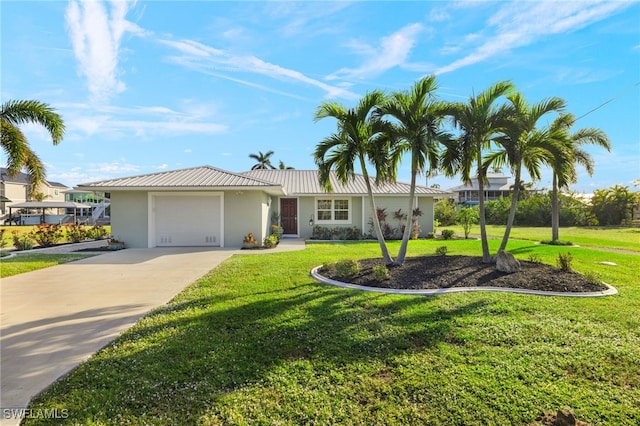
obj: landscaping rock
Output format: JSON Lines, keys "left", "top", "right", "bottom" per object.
{"left": 495, "top": 250, "right": 521, "bottom": 273}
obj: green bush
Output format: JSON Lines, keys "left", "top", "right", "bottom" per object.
{"left": 441, "top": 229, "right": 455, "bottom": 240}
{"left": 540, "top": 239, "right": 573, "bottom": 246}
{"left": 335, "top": 259, "right": 360, "bottom": 278}
{"left": 30, "top": 224, "right": 63, "bottom": 247}
{"left": 583, "top": 271, "right": 601, "bottom": 286}
{"left": 12, "top": 231, "right": 34, "bottom": 251}
{"left": 372, "top": 265, "right": 390, "bottom": 281}
{"left": 456, "top": 207, "right": 479, "bottom": 239}
{"left": 263, "top": 235, "right": 279, "bottom": 248}
{"left": 527, "top": 254, "right": 542, "bottom": 264}
{"left": 557, "top": 252, "right": 573, "bottom": 272}
{"left": 435, "top": 246, "right": 448, "bottom": 256}
{"left": 312, "top": 226, "right": 362, "bottom": 240}
{"left": 434, "top": 199, "right": 456, "bottom": 226}
{"left": 65, "top": 224, "right": 88, "bottom": 243}
{"left": 87, "top": 225, "right": 108, "bottom": 240}
{"left": 0, "top": 229, "right": 7, "bottom": 249}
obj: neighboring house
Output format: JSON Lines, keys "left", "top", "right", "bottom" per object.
{"left": 0, "top": 167, "right": 69, "bottom": 216}
{"left": 447, "top": 173, "right": 513, "bottom": 205}
{"left": 76, "top": 165, "right": 450, "bottom": 248}
{"left": 64, "top": 189, "right": 111, "bottom": 224}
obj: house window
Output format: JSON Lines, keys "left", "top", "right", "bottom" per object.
{"left": 315, "top": 198, "right": 351, "bottom": 224}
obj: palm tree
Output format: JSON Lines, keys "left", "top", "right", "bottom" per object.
{"left": 441, "top": 81, "right": 514, "bottom": 263}
{"left": 249, "top": 150, "right": 276, "bottom": 170}
{"left": 1, "top": 100, "right": 65, "bottom": 196}
{"left": 378, "top": 75, "right": 451, "bottom": 266}
{"left": 486, "top": 93, "right": 566, "bottom": 252}
{"left": 278, "top": 160, "right": 294, "bottom": 170}
{"left": 313, "top": 90, "right": 396, "bottom": 265}
{"left": 549, "top": 113, "right": 611, "bottom": 241}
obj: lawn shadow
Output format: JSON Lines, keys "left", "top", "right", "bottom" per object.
{"left": 27, "top": 280, "right": 494, "bottom": 424}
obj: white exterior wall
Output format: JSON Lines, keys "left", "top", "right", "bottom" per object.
{"left": 111, "top": 191, "right": 149, "bottom": 248}
{"left": 224, "top": 191, "right": 269, "bottom": 247}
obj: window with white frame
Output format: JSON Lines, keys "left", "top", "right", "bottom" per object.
{"left": 315, "top": 198, "right": 351, "bottom": 224}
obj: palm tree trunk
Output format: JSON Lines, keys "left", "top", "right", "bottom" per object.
{"left": 360, "top": 157, "right": 394, "bottom": 265}
{"left": 477, "top": 146, "right": 491, "bottom": 263}
{"left": 394, "top": 167, "right": 417, "bottom": 266}
{"left": 551, "top": 172, "right": 559, "bottom": 242}
{"left": 499, "top": 168, "right": 521, "bottom": 252}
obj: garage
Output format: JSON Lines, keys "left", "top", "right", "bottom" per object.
{"left": 153, "top": 193, "right": 222, "bottom": 247}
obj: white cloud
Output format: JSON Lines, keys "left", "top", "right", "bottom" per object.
{"left": 57, "top": 102, "right": 227, "bottom": 139}
{"left": 65, "top": 0, "right": 148, "bottom": 103}
{"left": 160, "top": 38, "right": 358, "bottom": 100}
{"left": 326, "top": 23, "right": 424, "bottom": 81}
{"left": 435, "top": 1, "right": 631, "bottom": 75}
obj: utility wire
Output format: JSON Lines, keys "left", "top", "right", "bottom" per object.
{"left": 575, "top": 81, "right": 640, "bottom": 121}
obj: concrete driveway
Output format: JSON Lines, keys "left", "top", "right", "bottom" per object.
{"left": 1, "top": 247, "right": 237, "bottom": 424}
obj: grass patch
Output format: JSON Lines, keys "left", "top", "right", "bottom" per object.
{"left": 25, "top": 240, "right": 640, "bottom": 425}
{"left": 0, "top": 253, "right": 94, "bottom": 278}
{"left": 445, "top": 225, "right": 640, "bottom": 253}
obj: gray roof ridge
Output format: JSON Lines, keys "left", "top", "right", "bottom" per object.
{"left": 77, "top": 164, "right": 281, "bottom": 187}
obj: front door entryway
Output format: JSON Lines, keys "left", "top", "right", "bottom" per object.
{"left": 280, "top": 198, "right": 298, "bottom": 235}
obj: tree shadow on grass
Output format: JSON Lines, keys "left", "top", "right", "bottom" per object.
{"left": 27, "top": 282, "right": 493, "bottom": 425}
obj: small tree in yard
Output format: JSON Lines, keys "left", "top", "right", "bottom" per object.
{"left": 457, "top": 207, "right": 479, "bottom": 239}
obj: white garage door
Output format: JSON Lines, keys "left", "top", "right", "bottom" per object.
{"left": 154, "top": 195, "right": 221, "bottom": 246}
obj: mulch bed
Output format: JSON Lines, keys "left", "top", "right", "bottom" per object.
{"left": 320, "top": 255, "right": 609, "bottom": 293}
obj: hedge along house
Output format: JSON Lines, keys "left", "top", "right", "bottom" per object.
{"left": 76, "top": 166, "right": 450, "bottom": 248}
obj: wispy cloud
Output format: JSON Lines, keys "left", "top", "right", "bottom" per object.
{"left": 160, "top": 38, "right": 358, "bottom": 100}
{"left": 65, "top": 0, "right": 148, "bottom": 102}
{"left": 435, "top": 1, "right": 631, "bottom": 75}
{"left": 326, "top": 23, "right": 425, "bottom": 81}
{"left": 57, "top": 102, "right": 227, "bottom": 139}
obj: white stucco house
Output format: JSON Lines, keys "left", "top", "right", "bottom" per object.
{"left": 76, "top": 166, "right": 450, "bottom": 248}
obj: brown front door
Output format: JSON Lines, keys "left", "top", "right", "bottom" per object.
{"left": 280, "top": 198, "right": 297, "bottom": 235}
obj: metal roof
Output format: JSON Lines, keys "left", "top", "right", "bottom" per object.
{"left": 76, "top": 166, "right": 284, "bottom": 193}
{"left": 242, "top": 169, "right": 450, "bottom": 196}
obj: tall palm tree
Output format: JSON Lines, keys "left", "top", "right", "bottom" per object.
{"left": 549, "top": 113, "right": 611, "bottom": 241}
{"left": 487, "top": 93, "right": 566, "bottom": 252}
{"left": 313, "top": 90, "right": 396, "bottom": 265}
{"left": 441, "top": 81, "right": 514, "bottom": 263}
{"left": 378, "top": 75, "right": 451, "bottom": 266}
{"left": 1, "top": 100, "right": 65, "bottom": 196}
{"left": 249, "top": 150, "right": 276, "bottom": 170}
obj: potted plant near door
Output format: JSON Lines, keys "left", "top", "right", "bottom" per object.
{"left": 107, "top": 235, "right": 125, "bottom": 250}
{"left": 271, "top": 211, "right": 284, "bottom": 236}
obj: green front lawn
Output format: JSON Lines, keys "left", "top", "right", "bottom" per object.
{"left": 25, "top": 240, "right": 639, "bottom": 425}
{"left": 440, "top": 225, "right": 640, "bottom": 253}
{"left": 0, "top": 253, "right": 95, "bottom": 277}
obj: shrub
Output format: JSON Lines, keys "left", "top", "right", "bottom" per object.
{"left": 540, "top": 239, "right": 573, "bottom": 246}
{"left": 425, "top": 232, "right": 435, "bottom": 239}
{"left": 263, "top": 235, "right": 279, "bottom": 248}
{"left": 434, "top": 199, "right": 456, "bottom": 226}
{"left": 335, "top": 259, "right": 360, "bottom": 278}
{"left": 12, "top": 231, "right": 34, "bottom": 251}
{"left": 435, "top": 246, "right": 448, "bottom": 256}
{"left": 87, "top": 225, "right": 108, "bottom": 240}
{"left": 583, "top": 271, "right": 601, "bottom": 286}
{"left": 527, "top": 254, "right": 543, "bottom": 264}
{"left": 0, "top": 229, "right": 7, "bottom": 249}
{"left": 372, "top": 265, "right": 390, "bottom": 281}
{"left": 557, "top": 252, "right": 573, "bottom": 272}
{"left": 456, "top": 207, "right": 479, "bottom": 239}
{"left": 31, "top": 224, "right": 63, "bottom": 247}
{"left": 441, "top": 229, "right": 455, "bottom": 240}
{"left": 65, "top": 224, "right": 88, "bottom": 243}
{"left": 312, "top": 226, "right": 362, "bottom": 241}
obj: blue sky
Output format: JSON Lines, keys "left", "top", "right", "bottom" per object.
{"left": 2, "top": 1, "right": 639, "bottom": 193}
